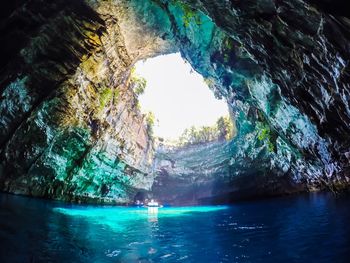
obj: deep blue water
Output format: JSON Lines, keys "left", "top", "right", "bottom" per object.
{"left": 0, "top": 193, "right": 349, "bottom": 263}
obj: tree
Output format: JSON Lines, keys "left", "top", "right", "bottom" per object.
{"left": 188, "top": 126, "right": 198, "bottom": 144}
{"left": 197, "top": 126, "right": 217, "bottom": 142}
{"left": 131, "top": 76, "right": 146, "bottom": 95}
{"left": 130, "top": 67, "right": 147, "bottom": 96}
{"left": 145, "top": 111, "right": 155, "bottom": 136}
{"left": 176, "top": 116, "right": 235, "bottom": 146}
{"left": 217, "top": 116, "right": 233, "bottom": 140}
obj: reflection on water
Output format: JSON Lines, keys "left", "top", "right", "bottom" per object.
{"left": 53, "top": 205, "right": 227, "bottom": 232}
{"left": 0, "top": 193, "right": 350, "bottom": 262}
{"left": 148, "top": 211, "right": 158, "bottom": 223}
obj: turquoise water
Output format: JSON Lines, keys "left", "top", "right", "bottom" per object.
{"left": 0, "top": 193, "right": 349, "bottom": 262}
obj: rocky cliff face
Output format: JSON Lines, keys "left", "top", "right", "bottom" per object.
{"left": 0, "top": 0, "right": 349, "bottom": 204}
{"left": 0, "top": 0, "right": 171, "bottom": 203}
{"left": 178, "top": 0, "right": 350, "bottom": 192}
{"left": 153, "top": 141, "right": 234, "bottom": 205}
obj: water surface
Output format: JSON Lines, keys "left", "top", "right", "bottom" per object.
{"left": 0, "top": 193, "right": 349, "bottom": 262}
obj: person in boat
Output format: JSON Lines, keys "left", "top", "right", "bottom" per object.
{"left": 147, "top": 199, "right": 160, "bottom": 207}
{"left": 146, "top": 199, "right": 163, "bottom": 213}
{"left": 134, "top": 200, "right": 144, "bottom": 206}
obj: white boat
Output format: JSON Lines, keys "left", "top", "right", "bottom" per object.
{"left": 146, "top": 200, "right": 163, "bottom": 213}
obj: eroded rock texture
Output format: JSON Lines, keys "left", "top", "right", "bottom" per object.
{"left": 0, "top": 0, "right": 349, "bottom": 204}
{"left": 0, "top": 0, "right": 169, "bottom": 203}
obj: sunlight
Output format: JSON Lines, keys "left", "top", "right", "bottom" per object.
{"left": 134, "top": 53, "right": 229, "bottom": 141}
{"left": 53, "top": 206, "right": 228, "bottom": 232}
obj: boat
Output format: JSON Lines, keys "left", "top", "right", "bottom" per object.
{"left": 145, "top": 199, "right": 163, "bottom": 213}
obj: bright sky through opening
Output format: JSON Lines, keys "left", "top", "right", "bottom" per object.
{"left": 135, "top": 53, "right": 229, "bottom": 140}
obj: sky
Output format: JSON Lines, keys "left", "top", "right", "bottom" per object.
{"left": 135, "top": 53, "right": 229, "bottom": 140}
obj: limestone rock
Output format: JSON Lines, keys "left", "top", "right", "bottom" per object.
{"left": 0, "top": 0, "right": 349, "bottom": 204}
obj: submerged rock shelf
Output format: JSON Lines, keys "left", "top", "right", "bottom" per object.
{"left": 0, "top": 0, "right": 349, "bottom": 204}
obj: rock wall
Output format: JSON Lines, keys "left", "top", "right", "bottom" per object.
{"left": 153, "top": 141, "right": 233, "bottom": 205}
{"left": 0, "top": 0, "right": 349, "bottom": 204}
{"left": 175, "top": 0, "right": 350, "bottom": 190}
{"left": 148, "top": 0, "right": 350, "bottom": 201}
{"left": 0, "top": 0, "right": 174, "bottom": 203}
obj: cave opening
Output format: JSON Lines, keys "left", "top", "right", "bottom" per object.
{"left": 1, "top": 0, "right": 350, "bottom": 260}
{"left": 128, "top": 52, "right": 236, "bottom": 205}
{"left": 133, "top": 52, "right": 232, "bottom": 145}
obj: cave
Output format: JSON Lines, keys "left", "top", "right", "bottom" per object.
{"left": 0, "top": 0, "right": 350, "bottom": 262}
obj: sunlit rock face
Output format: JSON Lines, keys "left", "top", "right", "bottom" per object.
{"left": 0, "top": 0, "right": 349, "bottom": 204}
{"left": 153, "top": 141, "right": 233, "bottom": 205}
{"left": 178, "top": 0, "right": 350, "bottom": 192}
{"left": 0, "top": 0, "right": 172, "bottom": 203}
{"left": 153, "top": 138, "right": 298, "bottom": 205}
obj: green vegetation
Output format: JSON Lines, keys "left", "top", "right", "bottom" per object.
{"left": 145, "top": 111, "right": 156, "bottom": 137}
{"left": 98, "top": 87, "right": 113, "bottom": 111}
{"left": 177, "top": 116, "right": 235, "bottom": 146}
{"left": 257, "top": 122, "right": 275, "bottom": 153}
{"left": 172, "top": 1, "right": 202, "bottom": 27}
{"left": 129, "top": 67, "right": 155, "bottom": 140}
{"left": 217, "top": 116, "right": 234, "bottom": 140}
{"left": 98, "top": 85, "right": 120, "bottom": 113}
{"left": 130, "top": 67, "right": 147, "bottom": 96}
{"left": 132, "top": 76, "right": 146, "bottom": 95}
{"left": 223, "top": 37, "right": 234, "bottom": 50}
